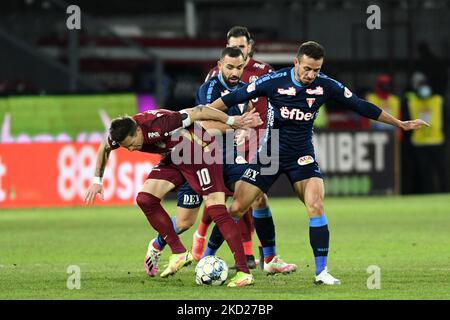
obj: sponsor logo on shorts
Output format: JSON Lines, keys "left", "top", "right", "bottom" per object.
{"left": 243, "top": 168, "right": 260, "bottom": 182}
{"left": 298, "top": 155, "right": 315, "bottom": 166}
{"left": 280, "top": 107, "right": 315, "bottom": 121}
{"left": 183, "top": 194, "right": 201, "bottom": 205}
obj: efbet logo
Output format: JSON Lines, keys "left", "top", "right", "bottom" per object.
{"left": 280, "top": 107, "right": 315, "bottom": 121}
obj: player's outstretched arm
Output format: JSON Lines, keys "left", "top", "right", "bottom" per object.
{"left": 182, "top": 105, "right": 262, "bottom": 129}
{"left": 84, "top": 141, "right": 112, "bottom": 205}
{"left": 377, "top": 110, "right": 430, "bottom": 131}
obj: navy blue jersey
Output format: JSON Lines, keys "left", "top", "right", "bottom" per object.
{"left": 196, "top": 73, "right": 248, "bottom": 115}
{"left": 221, "top": 67, "right": 382, "bottom": 157}
{"left": 196, "top": 73, "right": 249, "bottom": 161}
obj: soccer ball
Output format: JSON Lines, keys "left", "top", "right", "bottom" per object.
{"left": 195, "top": 255, "right": 228, "bottom": 286}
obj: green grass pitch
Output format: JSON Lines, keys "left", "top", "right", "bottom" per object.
{"left": 1, "top": 195, "right": 449, "bottom": 300}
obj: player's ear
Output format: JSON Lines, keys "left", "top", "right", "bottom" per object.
{"left": 294, "top": 57, "right": 300, "bottom": 66}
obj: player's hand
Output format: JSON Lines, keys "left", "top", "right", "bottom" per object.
{"left": 232, "top": 109, "right": 263, "bottom": 129}
{"left": 399, "top": 119, "right": 430, "bottom": 131}
{"left": 235, "top": 129, "right": 250, "bottom": 146}
{"left": 84, "top": 183, "right": 104, "bottom": 205}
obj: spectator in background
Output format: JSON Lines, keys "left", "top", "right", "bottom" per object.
{"left": 404, "top": 72, "right": 448, "bottom": 193}
{"left": 416, "top": 42, "right": 449, "bottom": 96}
{"left": 366, "top": 74, "right": 400, "bottom": 131}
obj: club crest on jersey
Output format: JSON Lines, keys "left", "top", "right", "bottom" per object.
{"left": 277, "top": 87, "right": 296, "bottom": 96}
{"left": 249, "top": 75, "right": 259, "bottom": 83}
{"left": 306, "top": 86, "right": 324, "bottom": 95}
{"left": 306, "top": 98, "right": 316, "bottom": 108}
{"left": 344, "top": 87, "right": 353, "bottom": 98}
{"left": 297, "top": 155, "right": 314, "bottom": 166}
{"left": 247, "top": 82, "right": 256, "bottom": 93}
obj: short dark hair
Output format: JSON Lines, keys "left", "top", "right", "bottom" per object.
{"left": 226, "top": 26, "right": 251, "bottom": 43}
{"left": 248, "top": 37, "right": 255, "bottom": 58}
{"left": 109, "top": 116, "right": 137, "bottom": 143}
{"left": 220, "top": 46, "right": 244, "bottom": 60}
{"left": 297, "top": 41, "right": 325, "bottom": 60}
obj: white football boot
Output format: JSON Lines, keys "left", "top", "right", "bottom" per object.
{"left": 263, "top": 256, "right": 297, "bottom": 275}
{"left": 144, "top": 239, "right": 161, "bottom": 277}
{"left": 314, "top": 267, "right": 341, "bottom": 285}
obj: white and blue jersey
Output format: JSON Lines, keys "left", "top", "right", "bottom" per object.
{"left": 220, "top": 67, "right": 383, "bottom": 193}
{"left": 177, "top": 74, "right": 250, "bottom": 209}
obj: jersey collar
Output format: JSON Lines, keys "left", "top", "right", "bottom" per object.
{"left": 290, "top": 68, "right": 304, "bottom": 88}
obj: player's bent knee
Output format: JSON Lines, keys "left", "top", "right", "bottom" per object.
{"left": 306, "top": 200, "right": 324, "bottom": 216}
{"left": 252, "top": 193, "right": 268, "bottom": 209}
{"left": 229, "top": 201, "right": 247, "bottom": 219}
{"left": 204, "top": 192, "right": 226, "bottom": 207}
{"left": 136, "top": 192, "right": 161, "bottom": 213}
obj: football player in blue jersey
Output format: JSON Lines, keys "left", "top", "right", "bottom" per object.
{"left": 206, "top": 41, "right": 429, "bottom": 285}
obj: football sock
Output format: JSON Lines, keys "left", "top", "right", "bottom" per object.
{"left": 205, "top": 205, "right": 249, "bottom": 274}
{"left": 155, "top": 216, "right": 181, "bottom": 250}
{"left": 258, "top": 243, "right": 264, "bottom": 270}
{"left": 309, "top": 215, "right": 329, "bottom": 275}
{"left": 203, "top": 216, "right": 240, "bottom": 258}
{"left": 252, "top": 207, "right": 276, "bottom": 263}
{"left": 136, "top": 192, "right": 186, "bottom": 254}
{"left": 197, "top": 206, "right": 213, "bottom": 237}
{"left": 243, "top": 241, "right": 253, "bottom": 256}
{"left": 239, "top": 211, "right": 254, "bottom": 255}
{"left": 203, "top": 224, "right": 224, "bottom": 257}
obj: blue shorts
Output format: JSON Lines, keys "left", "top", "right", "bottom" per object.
{"left": 176, "top": 182, "right": 203, "bottom": 209}
{"left": 240, "top": 152, "right": 323, "bottom": 194}
{"left": 176, "top": 162, "right": 248, "bottom": 209}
